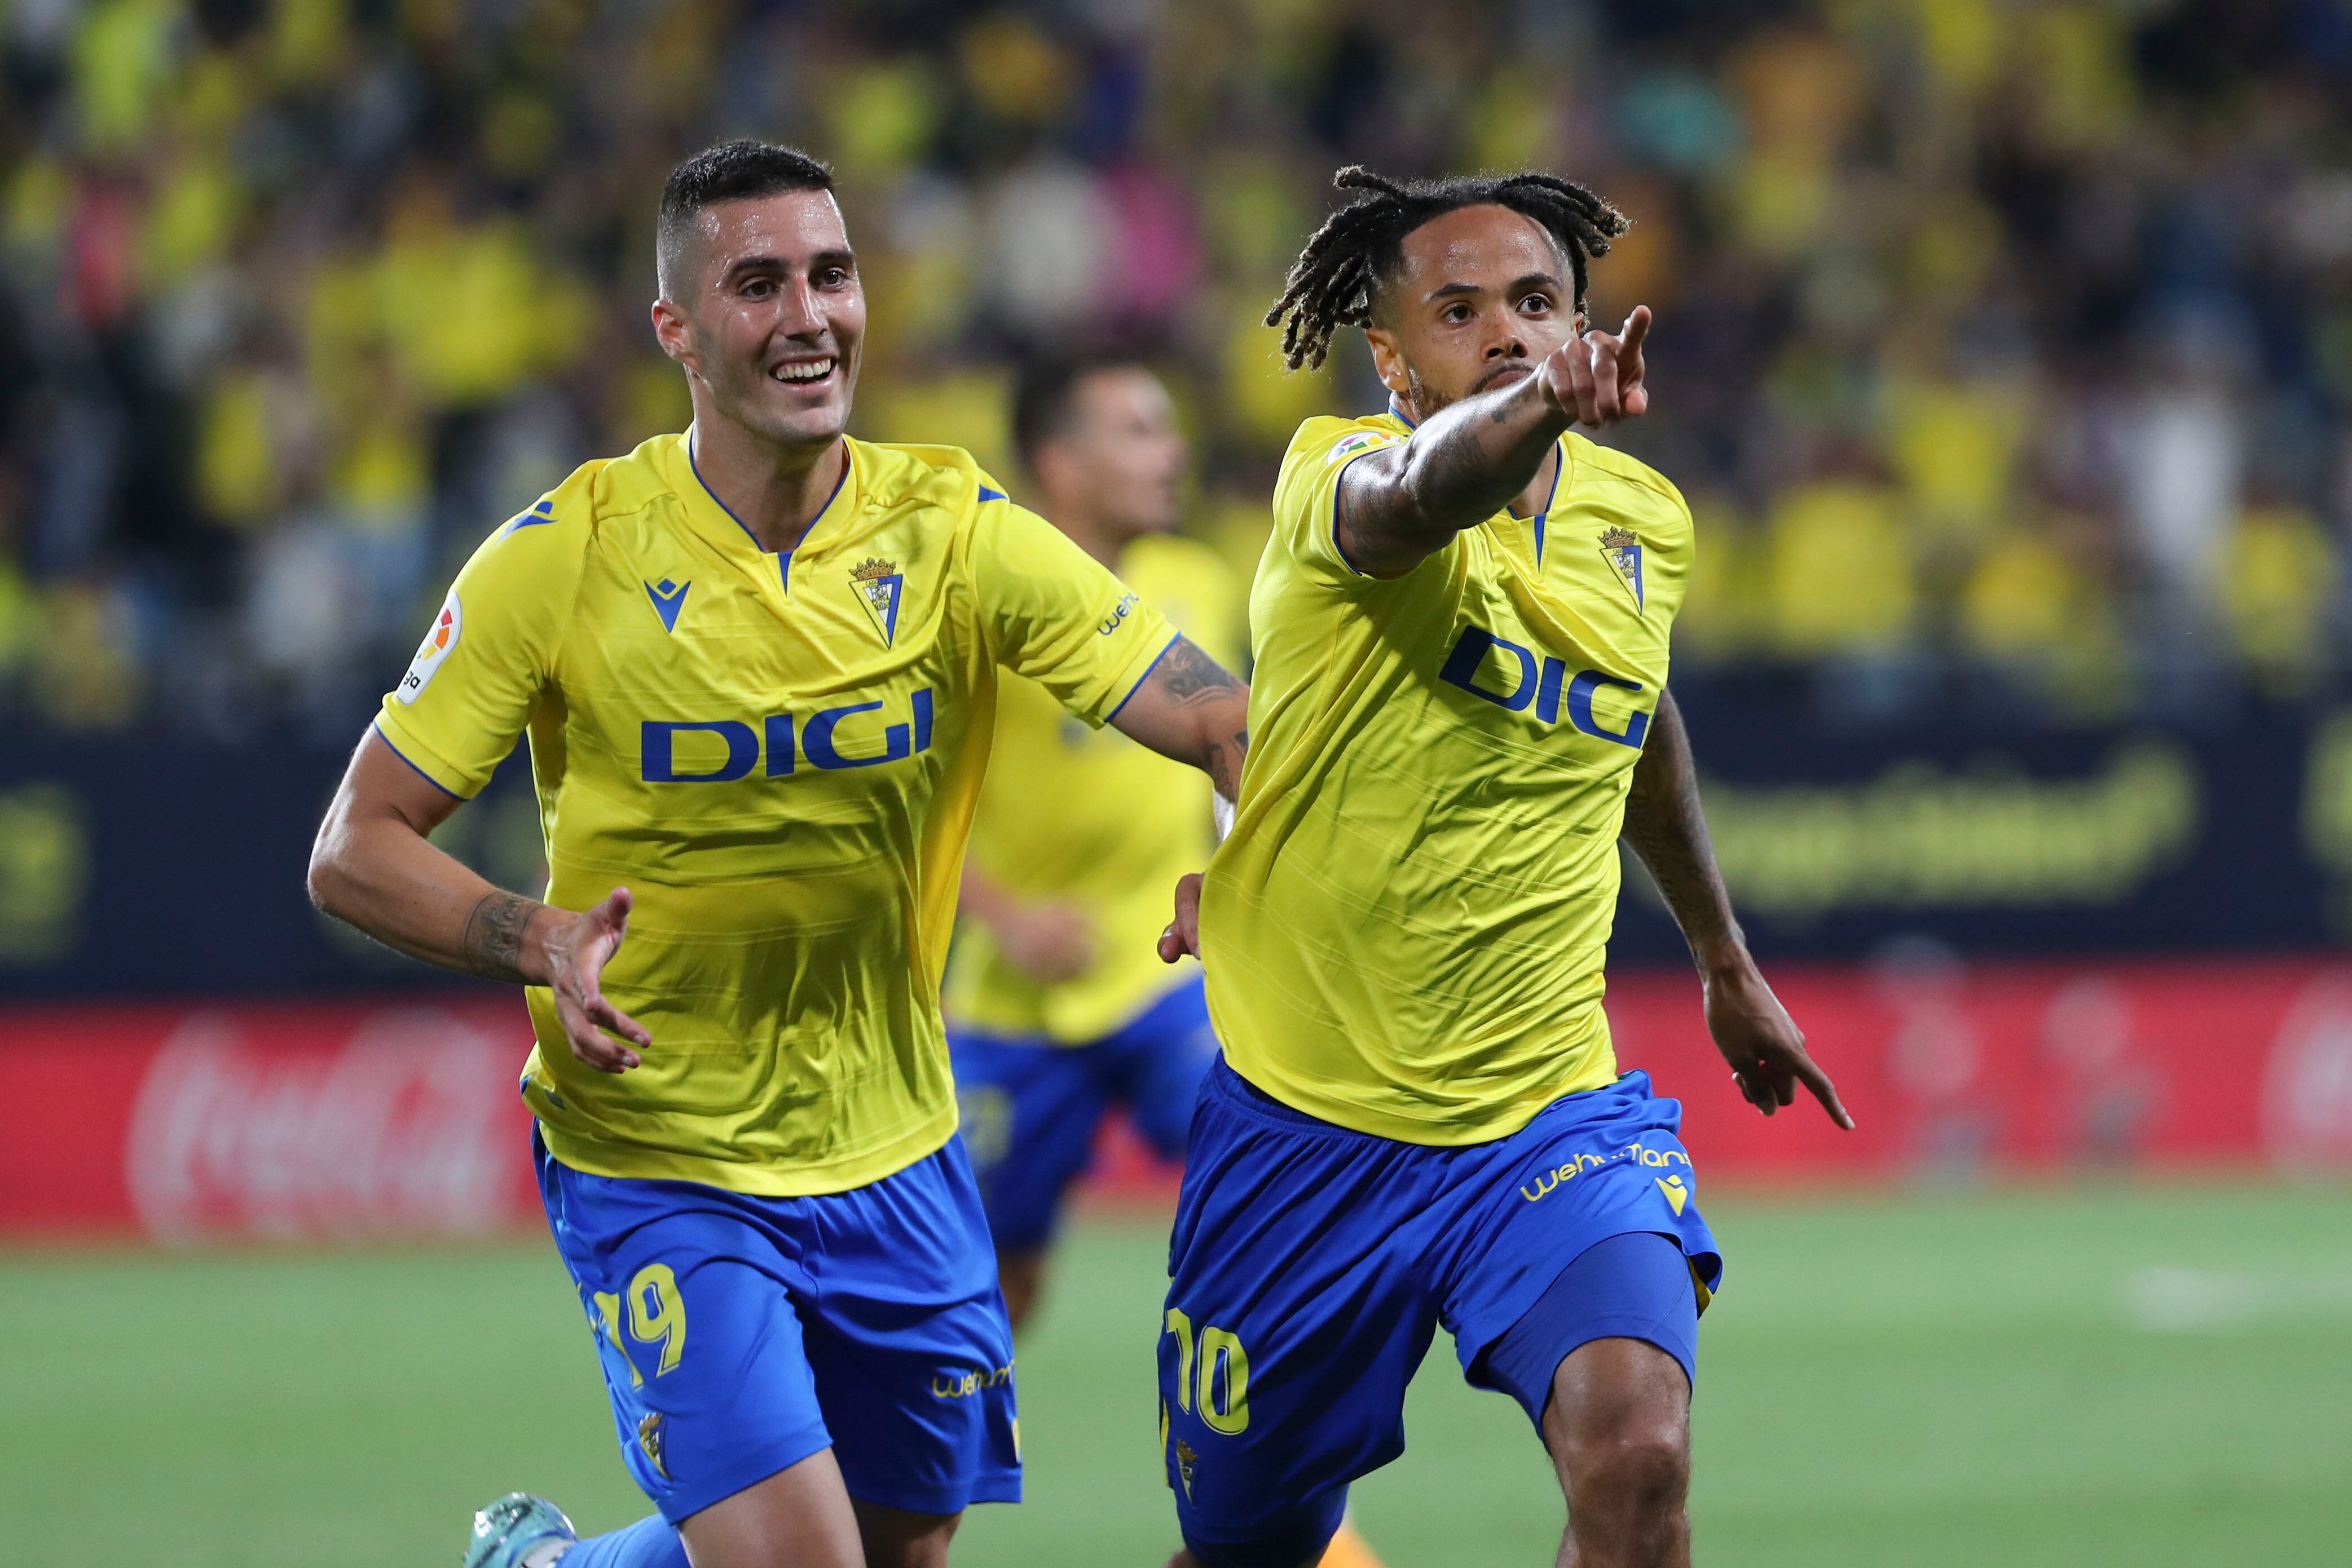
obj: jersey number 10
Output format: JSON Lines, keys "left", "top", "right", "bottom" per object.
{"left": 1164, "top": 1307, "right": 1250, "bottom": 1435}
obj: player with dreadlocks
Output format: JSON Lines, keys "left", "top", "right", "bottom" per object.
{"left": 1149, "top": 167, "right": 1850, "bottom": 1568}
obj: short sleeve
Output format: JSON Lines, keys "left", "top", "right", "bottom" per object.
{"left": 1271, "top": 416, "right": 1407, "bottom": 589}
{"left": 372, "top": 507, "right": 583, "bottom": 797}
{"left": 969, "top": 497, "right": 1177, "bottom": 728}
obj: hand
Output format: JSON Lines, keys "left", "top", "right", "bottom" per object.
{"left": 1702, "top": 955, "right": 1852, "bottom": 1129}
{"left": 1156, "top": 873, "right": 1203, "bottom": 963}
{"left": 543, "top": 888, "right": 652, "bottom": 1073}
{"left": 995, "top": 901, "right": 1095, "bottom": 985}
{"left": 1539, "top": 305, "right": 1651, "bottom": 428}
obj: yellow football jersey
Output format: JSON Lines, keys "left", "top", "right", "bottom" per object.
{"left": 373, "top": 430, "right": 1175, "bottom": 1195}
{"left": 944, "top": 535, "right": 1243, "bottom": 1044}
{"left": 1202, "top": 409, "right": 1693, "bottom": 1144}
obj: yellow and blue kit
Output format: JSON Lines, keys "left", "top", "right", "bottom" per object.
{"left": 944, "top": 535, "right": 1240, "bottom": 1249}
{"left": 1162, "top": 408, "right": 1720, "bottom": 1566}
{"left": 376, "top": 428, "right": 1174, "bottom": 1519}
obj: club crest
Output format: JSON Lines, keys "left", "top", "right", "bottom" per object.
{"left": 849, "top": 557, "right": 903, "bottom": 646}
{"left": 1174, "top": 1437, "right": 1198, "bottom": 1501}
{"left": 637, "top": 1411, "right": 669, "bottom": 1478}
{"left": 1598, "top": 526, "right": 1644, "bottom": 610}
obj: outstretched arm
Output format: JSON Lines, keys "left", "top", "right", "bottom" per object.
{"left": 1338, "top": 309, "right": 1651, "bottom": 577}
{"left": 307, "top": 729, "right": 651, "bottom": 1072}
{"left": 1622, "top": 691, "right": 1853, "bottom": 1129}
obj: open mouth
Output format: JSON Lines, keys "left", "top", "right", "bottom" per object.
{"left": 770, "top": 356, "right": 836, "bottom": 386}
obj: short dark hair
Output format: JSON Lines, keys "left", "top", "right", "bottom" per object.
{"left": 657, "top": 139, "right": 835, "bottom": 299}
{"left": 1011, "top": 348, "right": 1155, "bottom": 472}
{"left": 1265, "top": 166, "right": 1629, "bottom": 371}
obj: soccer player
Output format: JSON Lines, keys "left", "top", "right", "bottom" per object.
{"left": 1151, "top": 168, "right": 1852, "bottom": 1568}
{"left": 306, "top": 141, "right": 1252, "bottom": 1568}
{"left": 942, "top": 349, "right": 1240, "bottom": 1333}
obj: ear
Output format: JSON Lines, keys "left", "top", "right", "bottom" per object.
{"left": 651, "top": 297, "right": 695, "bottom": 369}
{"left": 1364, "top": 326, "right": 1409, "bottom": 398}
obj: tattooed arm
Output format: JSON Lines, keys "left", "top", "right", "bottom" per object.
{"left": 1098, "top": 636, "right": 1254, "bottom": 967}
{"left": 1107, "top": 636, "right": 1252, "bottom": 833}
{"left": 1336, "top": 309, "right": 1652, "bottom": 578}
{"left": 307, "top": 728, "right": 650, "bottom": 1072}
{"left": 1621, "top": 691, "right": 1851, "bottom": 1128}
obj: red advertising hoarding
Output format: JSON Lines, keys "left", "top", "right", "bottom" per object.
{"left": 6, "top": 958, "right": 2350, "bottom": 1243}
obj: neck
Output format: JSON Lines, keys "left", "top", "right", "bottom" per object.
{"left": 1045, "top": 499, "right": 1125, "bottom": 569}
{"left": 1510, "top": 444, "right": 1560, "bottom": 520}
{"left": 688, "top": 404, "right": 848, "bottom": 554}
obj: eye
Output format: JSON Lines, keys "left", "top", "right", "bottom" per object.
{"left": 817, "top": 266, "right": 851, "bottom": 288}
{"left": 1441, "top": 302, "right": 1473, "bottom": 324}
{"left": 742, "top": 277, "right": 775, "bottom": 298}
{"left": 1519, "top": 293, "right": 1553, "bottom": 316}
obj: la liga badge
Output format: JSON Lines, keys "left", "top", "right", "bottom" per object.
{"left": 395, "top": 588, "right": 461, "bottom": 704}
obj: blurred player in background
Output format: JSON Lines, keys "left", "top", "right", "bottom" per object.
{"left": 943, "top": 350, "right": 1238, "bottom": 1332}
{"left": 307, "top": 140, "right": 1252, "bottom": 1568}
{"left": 1153, "top": 168, "right": 1851, "bottom": 1568}
{"left": 943, "top": 351, "right": 1386, "bottom": 1568}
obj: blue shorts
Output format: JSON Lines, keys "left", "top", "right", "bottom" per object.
{"left": 949, "top": 974, "right": 1217, "bottom": 1251}
{"left": 535, "top": 1132, "right": 1020, "bottom": 1525}
{"left": 1160, "top": 1059, "right": 1720, "bottom": 1563}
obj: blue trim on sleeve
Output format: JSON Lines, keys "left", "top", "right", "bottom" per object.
{"left": 978, "top": 484, "right": 1006, "bottom": 503}
{"left": 1105, "top": 633, "right": 1183, "bottom": 723}
{"left": 371, "top": 720, "right": 469, "bottom": 800}
{"left": 501, "top": 498, "right": 557, "bottom": 536}
{"left": 1329, "top": 445, "right": 1397, "bottom": 578}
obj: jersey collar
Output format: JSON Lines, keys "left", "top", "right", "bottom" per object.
{"left": 672, "top": 426, "right": 862, "bottom": 591}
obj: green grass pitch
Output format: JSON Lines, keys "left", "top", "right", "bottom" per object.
{"left": 5, "top": 1184, "right": 2348, "bottom": 1566}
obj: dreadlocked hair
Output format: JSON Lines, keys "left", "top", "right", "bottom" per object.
{"left": 1265, "top": 166, "right": 1630, "bottom": 371}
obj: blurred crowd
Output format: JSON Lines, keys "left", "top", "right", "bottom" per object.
{"left": 4, "top": 0, "right": 2352, "bottom": 737}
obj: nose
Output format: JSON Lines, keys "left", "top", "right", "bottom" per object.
{"left": 1486, "top": 331, "right": 1529, "bottom": 363}
{"left": 774, "top": 276, "right": 827, "bottom": 338}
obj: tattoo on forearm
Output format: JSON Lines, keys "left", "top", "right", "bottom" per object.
{"left": 460, "top": 890, "right": 540, "bottom": 982}
{"left": 1151, "top": 637, "right": 1240, "bottom": 704}
{"left": 1205, "top": 727, "right": 1249, "bottom": 803}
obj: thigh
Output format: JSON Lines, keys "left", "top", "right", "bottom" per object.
{"left": 951, "top": 1029, "right": 1109, "bottom": 1251}
{"left": 1161, "top": 1061, "right": 1439, "bottom": 1555}
{"left": 1477, "top": 1231, "right": 1698, "bottom": 1429}
{"left": 800, "top": 1139, "right": 1022, "bottom": 1516}
{"left": 676, "top": 1448, "right": 865, "bottom": 1568}
{"left": 1438, "top": 1071, "right": 1723, "bottom": 1396}
{"left": 536, "top": 1142, "right": 833, "bottom": 1526}
{"left": 1101, "top": 975, "right": 1219, "bottom": 1161}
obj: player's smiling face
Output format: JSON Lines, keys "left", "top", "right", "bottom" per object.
{"left": 662, "top": 189, "right": 865, "bottom": 451}
{"left": 1364, "top": 204, "right": 1580, "bottom": 422}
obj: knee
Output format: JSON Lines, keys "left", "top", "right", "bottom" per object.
{"left": 1566, "top": 1419, "right": 1690, "bottom": 1514}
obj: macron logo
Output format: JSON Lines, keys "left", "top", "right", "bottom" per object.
{"left": 644, "top": 578, "right": 690, "bottom": 633}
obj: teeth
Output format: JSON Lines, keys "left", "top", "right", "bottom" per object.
{"left": 773, "top": 359, "right": 834, "bottom": 384}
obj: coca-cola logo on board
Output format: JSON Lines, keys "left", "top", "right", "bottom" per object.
{"left": 125, "top": 1009, "right": 526, "bottom": 1244}
{"left": 2262, "top": 973, "right": 2352, "bottom": 1171}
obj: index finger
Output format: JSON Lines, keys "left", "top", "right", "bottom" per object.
{"left": 1619, "top": 305, "right": 1652, "bottom": 356}
{"left": 1791, "top": 1051, "right": 1855, "bottom": 1130}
